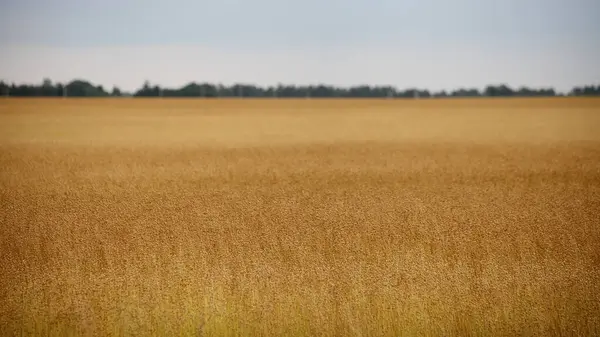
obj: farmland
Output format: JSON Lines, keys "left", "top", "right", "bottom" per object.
{"left": 1, "top": 98, "right": 599, "bottom": 336}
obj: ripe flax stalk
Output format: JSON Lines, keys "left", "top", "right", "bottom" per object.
{"left": 1, "top": 98, "right": 599, "bottom": 336}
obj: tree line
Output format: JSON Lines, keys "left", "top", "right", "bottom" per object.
{"left": 1, "top": 78, "right": 599, "bottom": 98}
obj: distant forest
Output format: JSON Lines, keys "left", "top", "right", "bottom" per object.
{"left": 1, "top": 79, "right": 599, "bottom": 98}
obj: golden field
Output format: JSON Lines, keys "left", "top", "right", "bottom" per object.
{"left": 1, "top": 98, "right": 599, "bottom": 336}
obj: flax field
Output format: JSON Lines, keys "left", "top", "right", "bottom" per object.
{"left": 1, "top": 98, "right": 599, "bottom": 336}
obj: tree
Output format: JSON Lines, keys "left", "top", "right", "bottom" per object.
{"left": 111, "top": 86, "right": 122, "bottom": 96}
{"left": 570, "top": 85, "right": 600, "bottom": 96}
{"left": 0, "top": 78, "right": 589, "bottom": 98}
{"left": 0, "top": 81, "right": 9, "bottom": 96}
{"left": 484, "top": 84, "right": 514, "bottom": 97}
{"left": 134, "top": 81, "right": 161, "bottom": 97}
{"left": 65, "top": 80, "right": 109, "bottom": 97}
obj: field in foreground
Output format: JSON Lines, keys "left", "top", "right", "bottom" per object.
{"left": 1, "top": 98, "right": 599, "bottom": 336}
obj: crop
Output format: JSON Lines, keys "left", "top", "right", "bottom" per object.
{"left": 1, "top": 98, "right": 599, "bottom": 336}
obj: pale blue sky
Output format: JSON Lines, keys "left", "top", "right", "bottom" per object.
{"left": 1, "top": 0, "right": 599, "bottom": 92}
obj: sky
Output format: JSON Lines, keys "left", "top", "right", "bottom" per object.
{"left": 1, "top": 0, "right": 599, "bottom": 93}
